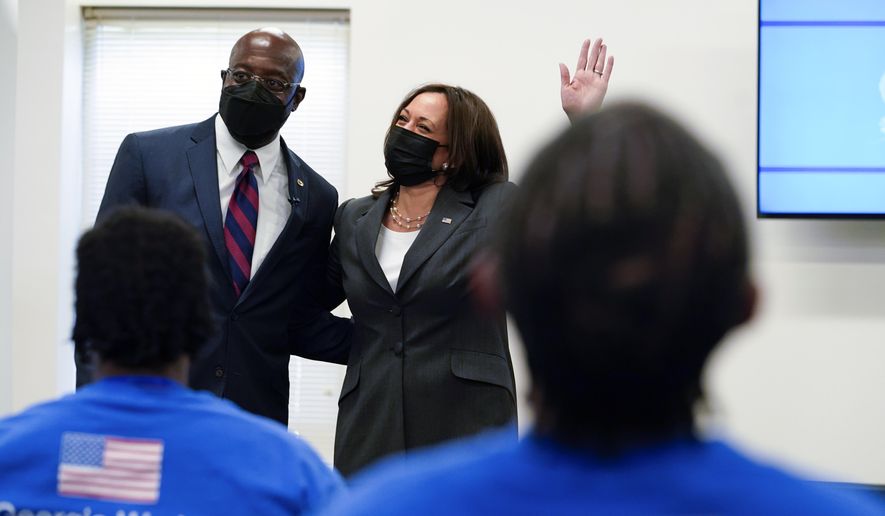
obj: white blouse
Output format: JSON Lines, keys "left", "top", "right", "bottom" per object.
{"left": 375, "top": 225, "right": 420, "bottom": 292}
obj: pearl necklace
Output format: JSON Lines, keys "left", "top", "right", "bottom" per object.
{"left": 389, "top": 191, "right": 431, "bottom": 230}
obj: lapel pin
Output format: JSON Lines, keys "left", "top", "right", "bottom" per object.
{"left": 442, "top": 217, "right": 452, "bottom": 224}
{"left": 296, "top": 178, "right": 304, "bottom": 187}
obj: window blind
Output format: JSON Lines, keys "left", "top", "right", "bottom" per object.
{"left": 82, "top": 7, "right": 349, "bottom": 462}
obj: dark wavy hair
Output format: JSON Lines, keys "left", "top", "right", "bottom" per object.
{"left": 72, "top": 207, "right": 213, "bottom": 369}
{"left": 373, "top": 83, "right": 508, "bottom": 196}
{"left": 496, "top": 102, "right": 750, "bottom": 453}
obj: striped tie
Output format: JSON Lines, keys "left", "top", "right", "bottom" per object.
{"left": 224, "top": 151, "right": 259, "bottom": 297}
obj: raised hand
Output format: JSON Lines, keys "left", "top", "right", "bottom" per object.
{"left": 560, "top": 38, "right": 614, "bottom": 122}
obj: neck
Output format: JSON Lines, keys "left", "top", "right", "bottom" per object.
{"left": 93, "top": 355, "right": 190, "bottom": 386}
{"left": 396, "top": 182, "right": 442, "bottom": 216}
{"left": 529, "top": 385, "right": 698, "bottom": 455}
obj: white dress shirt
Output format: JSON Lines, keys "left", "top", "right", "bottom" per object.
{"left": 375, "top": 225, "right": 420, "bottom": 292}
{"left": 215, "top": 115, "right": 290, "bottom": 279}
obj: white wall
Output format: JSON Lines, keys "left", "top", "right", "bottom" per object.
{"left": 0, "top": 0, "right": 17, "bottom": 416}
{"left": 4, "top": 0, "right": 884, "bottom": 484}
{"left": 9, "top": 0, "right": 69, "bottom": 412}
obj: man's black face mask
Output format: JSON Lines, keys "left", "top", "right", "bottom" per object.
{"left": 219, "top": 81, "right": 293, "bottom": 149}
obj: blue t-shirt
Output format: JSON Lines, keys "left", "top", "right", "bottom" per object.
{"left": 326, "top": 429, "right": 884, "bottom": 515}
{"left": 0, "top": 376, "right": 344, "bottom": 515}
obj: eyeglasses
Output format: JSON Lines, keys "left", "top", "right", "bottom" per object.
{"left": 221, "top": 68, "right": 298, "bottom": 94}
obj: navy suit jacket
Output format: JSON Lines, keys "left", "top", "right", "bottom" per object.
{"left": 77, "top": 115, "right": 352, "bottom": 424}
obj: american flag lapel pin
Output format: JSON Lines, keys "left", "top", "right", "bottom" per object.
{"left": 442, "top": 217, "right": 452, "bottom": 224}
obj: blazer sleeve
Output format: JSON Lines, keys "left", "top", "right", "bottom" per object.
{"left": 287, "top": 310, "right": 353, "bottom": 365}
{"left": 96, "top": 133, "right": 149, "bottom": 222}
{"left": 321, "top": 198, "right": 353, "bottom": 311}
{"left": 76, "top": 133, "right": 149, "bottom": 388}
{"left": 288, "top": 194, "right": 353, "bottom": 365}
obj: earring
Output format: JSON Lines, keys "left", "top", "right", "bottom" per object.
{"left": 442, "top": 163, "right": 449, "bottom": 170}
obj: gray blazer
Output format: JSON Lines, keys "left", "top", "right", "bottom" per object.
{"left": 327, "top": 182, "right": 518, "bottom": 476}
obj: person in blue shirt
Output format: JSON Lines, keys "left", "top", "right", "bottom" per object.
{"left": 323, "top": 103, "right": 885, "bottom": 515}
{"left": 0, "top": 207, "right": 343, "bottom": 515}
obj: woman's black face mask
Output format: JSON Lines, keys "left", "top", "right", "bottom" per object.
{"left": 219, "top": 81, "right": 293, "bottom": 149}
{"left": 384, "top": 126, "right": 447, "bottom": 186}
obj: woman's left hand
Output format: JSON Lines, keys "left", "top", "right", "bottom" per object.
{"left": 560, "top": 38, "right": 614, "bottom": 123}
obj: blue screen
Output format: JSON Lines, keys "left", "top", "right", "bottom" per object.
{"left": 759, "top": 0, "right": 885, "bottom": 215}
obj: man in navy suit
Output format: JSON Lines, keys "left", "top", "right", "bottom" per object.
{"left": 76, "top": 28, "right": 351, "bottom": 425}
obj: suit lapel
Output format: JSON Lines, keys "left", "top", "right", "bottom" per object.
{"left": 396, "top": 186, "right": 474, "bottom": 293}
{"left": 186, "top": 117, "right": 228, "bottom": 276}
{"left": 238, "top": 138, "right": 309, "bottom": 304}
{"left": 355, "top": 189, "right": 395, "bottom": 296}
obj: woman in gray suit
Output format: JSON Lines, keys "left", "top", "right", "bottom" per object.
{"left": 326, "top": 39, "right": 614, "bottom": 476}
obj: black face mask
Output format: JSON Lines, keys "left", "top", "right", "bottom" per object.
{"left": 219, "top": 81, "right": 293, "bottom": 149}
{"left": 384, "top": 126, "right": 444, "bottom": 186}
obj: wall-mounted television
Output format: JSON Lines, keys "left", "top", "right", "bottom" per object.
{"left": 758, "top": 0, "right": 885, "bottom": 217}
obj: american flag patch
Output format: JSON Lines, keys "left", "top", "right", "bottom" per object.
{"left": 57, "top": 432, "right": 164, "bottom": 504}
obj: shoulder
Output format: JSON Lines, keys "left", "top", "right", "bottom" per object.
{"left": 125, "top": 116, "right": 213, "bottom": 145}
{"left": 340, "top": 194, "right": 378, "bottom": 216}
{"left": 188, "top": 393, "right": 327, "bottom": 461}
{"left": 474, "top": 181, "right": 518, "bottom": 207}
{"left": 334, "top": 194, "right": 380, "bottom": 228}
{"left": 481, "top": 180, "right": 518, "bottom": 196}
{"left": 178, "top": 389, "right": 293, "bottom": 439}
{"left": 325, "top": 430, "right": 519, "bottom": 515}
{"left": 280, "top": 143, "right": 339, "bottom": 207}
{"left": 0, "top": 393, "right": 89, "bottom": 463}
{"left": 689, "top": 441, "right": 885, "bottom": 515}
{"left": 161, "top": 390, "right": 344, "bottom": 494}
{"left": 0, "top": 396, "right": 73, "bottom": 439}
{"left": 203, "top": 398, "right": 345, "bottom": 507}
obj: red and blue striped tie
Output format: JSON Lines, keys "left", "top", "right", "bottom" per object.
{"left": 224, "top": 151, "right": 259, "bottom": 297}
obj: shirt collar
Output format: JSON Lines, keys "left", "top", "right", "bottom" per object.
{"left": 214, "top": 114, "right": 282, "bottom": 186}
